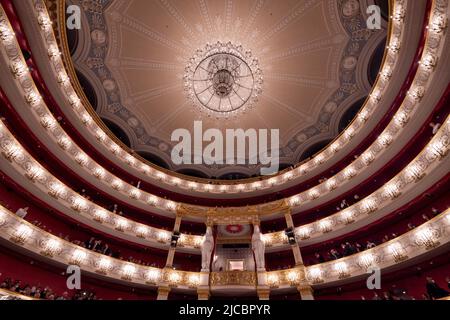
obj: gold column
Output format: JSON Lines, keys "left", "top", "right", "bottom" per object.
{"left": 157, "top": 286, "right": 171, "bottom": 300}
{"left": 257, "top": 288, "right": 271, "bottom": 300}
{"left": 297, "top": 284, "right": 314, "bottom": 300}
{"left": 164, "top": 213, "right": 183, "bottom": 268}
{"left": 197, "top": 288, "right": 210, "bottom": 300}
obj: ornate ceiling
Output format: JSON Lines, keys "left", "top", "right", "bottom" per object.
{"left": 68, "top": 0, "right": 387, "bottom": 178}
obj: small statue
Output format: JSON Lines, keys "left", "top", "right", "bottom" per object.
{"left": 201, "top": 227, "right": 214, "bottom": 271}
{"left": 252, "top": 225, "right": 265, "bottom": 270}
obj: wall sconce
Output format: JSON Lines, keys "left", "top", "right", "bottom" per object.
{"left": 93, "top": 209, "right": 108, "bottom": 223}
{"left": 40, "top": 115, "right": 57, "bottom": 130}
{"left": 11, "top": 224, "right": 33, "bottom": 244}
{"left": 115, "top": 218, "right": 129, "bottom": 232}
{"left": 25, "top": 91, "right": 42, "bottom": 107}
{"left": 69, "top": 249, "right": 87, "bottom": 266}
{"left": 394, "top": 111, "right": 409, "bottom": 127}
{"left": 414, "top": 228, "right": 440, "bottom": 250}
{"left": 68, "top": 94, "right": 81, "bottom": 108}
{"left": 427, "top": 139, "right": 448, "bottom": 159}
{"left": 80, "top": 113, "right": 93, "bottom": 125}
{"left": 334, "top": 262, "right": 350, "bottom": 279}
{"left": 111, "top": 179, "right": 123, "bottom": 190}
{"left": 57, "top": 136, "right": 71, "bottom": 150}
{"left": 406, "top": 163, "right": 425, "bottom": 182}
{"left": 2, "top": 142, "right": 23, "bottom": 162}
{"left": 319, "top": 219, "right": 333, "bottom": 234}
{"left": 344, "top": 166, "right": 356, "bottom": 179}
{"left": 308, "top": 267, "right": 324, "bottom": 284}
{"left": 93, "top": 167, "right": 105, "bottom": 179}
{"left": 309, "top": 189, "right": 319, "bottom": 200}
{"left": 75, "top": 152, "right": 88, "bottom": 166}
{"left": 378, "top": 133, "right": 393, "bottom": 147}
{"left": 0, "top": 22, "right": 14, "bottom": 42}
{"left": 37, "top": 14, "right": 52, "bottom": 30}
{"left": 289, "top": 196, "right": 300, "bottom": 206}
{"left": 95, "top": 258, "right": 113, "bottom": 275}
{"left": 157, "top": 231, "right": 170, "bottom": 243}
{"left": 419, "top": 54, "right": 437, "bottom": 71}
{"left": 25, "top": 165, "right": 44, "bottom": 182}
{"left": 361, "top": 197, "right": 378, "bottom": 214}
{"left": 384, "top": 182, "right": 401, "bottom": 199}
{"left": 129, "top": 188, "right": 141, "bottom": 199}
{"left": 362, "top": 150, "right": 375, "bottom": 165}
{"left": 71, "top": 197, "right": 87, "bottom": 212}
{"left": 341, "top": 210, "right": 355, "bottom": 225}
{"left": 407, "top": 87, "right": 425, "bottom": 102}
{"left": 357, "top": 253, "right": 377, "bottom": 270}
{"left": 286, "top": 270, "right": 299, "bottom": 286}
{"left": 125, "top": 155, "right": 136, "bottom": 166}
{"left": 387, "top": 242, "right": 408, "bottom": 263}
{"left": 168, "top": 271, "right": 181, "bottom": 286}
{"left": 40, "top": 238, "right": 62, "bottom": 257}
{"left": 296, "top": 226, "right": 311, "bottom": 240}
{"left": 57, "top": 72, "right": 70, "bottom": 85}
{"left": 121, "top": 264, "right": 136, "bottom": 281}
{"left": 48, "top": 181, "right": 66, "bottom": 199}
{"left": 10, "top": 60, "right": 27, "bottom": 78}
{"left": 147, "top": 196, "right": 159, "bottom": 206}
{"left": 188, "top": 274, "right": 200, "bottom": 288}
{"left": 145, "top": 269, "right": 161, "bottom": 285}
{"left": 136, "top": 225, "right": 149, "bottom": 239}
{"left": 267, "top": 274, "right": 280, "bottom": 288}
{"left": 326, "top": 178, "right": 337, "bottom": 191}
{"left": 428, "top": 14, "right": 448, "bottom": 33}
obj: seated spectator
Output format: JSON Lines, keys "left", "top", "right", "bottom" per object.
{"left": 15, "top": 207, "right": 29, "bottom": 219}
{"left": 366, "top": 240, "right": 376, "bottom": 249}
{"left": 429, "top": 122, "right": 441, "bottom": 135}
{"left": 426, "top": 277, "right": 449, "bottom": 300}
{"left": 407, "top": 223, "right": 416, "bottom": 230}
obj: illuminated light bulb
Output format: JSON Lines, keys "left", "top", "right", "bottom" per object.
{"left": 296, "top": 226, "right": 311, "bottom": 240}
{"left": 110, "top": 143, "right": 120, "bottom": 155}
{"left": 308, "top": 268, "right": 323, "bottom": 284}
{"left": 171, "top": 177, "right": 181, "bottom": 186}
{"left": 330, "top": 141, "right": 340, "bottom": 153}
{"left": 156, "top": 172, "right": 166, "bottom": 181}
{"left": 386, "top": 38, "right": 400, "bottom": 53}
{"left": 361, "top": 197, "right": 377, "bottom": 214}
{"left": 314, "top": 153, "right": 325, "bottom": 165}
{"left": 380, "top": 67, "right": 392, "bottom": 80}
{"left": 169, "top": 271, "right": 181, "bottom": 284}
{"left": 341, "top": 210, "right": 355, "bottom": 224}
{"left": 70, "top": 249, "right": 87, "bottom": 266}
{"left": 25, "top": 91, "right": 42, "bottom": 107}
{"left": 188, "top": 274, "right": 200, "bottom": 286}
{"left": 48, "top": 181, "right": 66, "bottom": 199}
{"left": 394, "top": 111, "right": 409, "bottom": 127}
{"left": 40, "top": 115, "right": 57, "bottom": 130}
{"left": 115, "top": 218, "right": 129, "bottom": 232}
{"left": 125, "top": 155, "right": 136, "bottom": 166}
{"left": 358, "top": 253, "right": 375, "bottom": 269}
{"left": 427, "top": 140, "right": 448, "bottom": 159}
{"left": 11, "top": 224, "right": 33, "bottom": 244}
{"left": 358, "top": 109, "right": 370, "bottom": 122}
{"left": 326, "top": 178, "right": 337, "bottom": 191}
{"left": 391, "top": 6, "right": 405, "bottom": 22}
{"left": 71, "top": 197, "right": 87, "bottom": 212}
{"left": 334, "top": 262, "right": 350, "bottom": 279}
{"left": 406, "top": 163, "right": 425, "bottom": 182}
{"left": 407, "top": 87, "right": 425, "bottom": 102}
{"left": 10, "top": 60, "right": 28, "bottom": 78}
{"left": 287, "top": 271, "right": 299, "bottom": 284}
{"left": 283, "top": 172, "right": 294, "bottom": 181}
{"left": 387, "top": 242, "right": 408, "bottom": 262}
{"left": 361, "top": 150, "right": 375, "bottom": 165}
{"left": 267, "top": 274, "right": 279, "bottom": 287}
{"left": 111, "top": 179, "right": 123, "bottom": 190}
{"left": 289, "top": 196, "right": 300, "bottom": 206}
{"left": 145, "top": 269, "right": 160, "bottom": 283}
{"left": 319, "top": 219, "right": 333, "bottom": 233}
{"left": 370, "top": 90, "right": 382, "bottom": 102}
{"left": 384, "top": 182, "right": 401, "bottom": 199}
{"left": 57, "top": 136, "right": 72, "bottom": 150}
{"left": 344, "top": 126, "right": 356, "bottom": 140}
{"left": 0, "top": 22, "right": 14, "bottom": 42}
{"left": 47, "top": 45, "right": 61, "bottom": 59}
{"left": 427, "top": 14, "right": 447, "bottom": 33}
{"left": 419, "top": 54, "right": 437, "bottom": 70}
{"left": 41, "top": 238, "right": 61, "bottom": 257}
{"left": 121, "top": 264, "right": 136, "bottom": 280}
{"left": 81, "top": 113, "right": 93, "bottom": 125}
{"left": 236, "top": 184, "right": 245, "bottom": 192}
{"left": 96, "top": 258, "right": 112, "bottom": 274}
{"left": 93, "top": 209, "right": 108, "bottom": 223}
{"left": 378, "top": 132, "right": 393, "bottom": 147}
{"left": 75, "top": 152, "right": 88, "bottom": 166}
{"left": 147, "top": 196, "right": 158, "bottom": 206}
{"left": 166, "top": 201, "right": 176, "bottom": 210}
{"left": 136, "top": 226, "right": 149, "bottom": 239}
{"left": 309, "top": 189, "right": 320, "bottom": 200}
{"left": 157, "top": 231, "right": 169, "bottom": 242}
{"left": 26, "top": 165, "right": 44, "bottom": 181}
{"left": 95, "top": 129, "right": 106, "bottom": 142}
{"left": 57, "top": 72, "right": 70, "bottom": 84}
{"left": 414, "top": 227, "right": 440, "bottom": 250}
{"left": 129, "top": 188, "right": 141, "bottom": 199}
{"left": 37, "top": 14, "right": 52, "bottom": 30}
{"left": 268, "top": 177, "right": 278, "bottom": 186}
{"left": 188, "top": 182, "right": 198, "bottom": 190}
{"left": 93, "top": 167, "right": 105, "bottom": 179}
{"left": 344, "top": 166, "right": 356, "bottom": 179}
{"left": 68, "top": 94, "right": 81, "bottom": 108}
{"left": 2, "top": 142, "right": 23, "bottom": 162}
{"left": 252, "top": 181, "right": 262, "bottom": 190}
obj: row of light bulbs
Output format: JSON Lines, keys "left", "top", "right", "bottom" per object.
{"left": 0, "top": 106, "right": 448, "bottom": 250}
{"left": 1, "top": 1, "right": 448, "bottom": 245}
{"left": 1, "top": 204, "right": 448, "bottom": 288}
{"left": 3, "top": 0, "right": 433, "bottom": 218}
{"left": 25, "top": 0, "right": 417, "bottom": 197}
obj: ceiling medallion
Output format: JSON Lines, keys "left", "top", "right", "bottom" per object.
{"left": 184, "top": 41, "right": 263, "bottom": 119}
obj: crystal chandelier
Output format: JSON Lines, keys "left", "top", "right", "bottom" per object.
{"left": 184, "top": 41, "right": 263, "bottom": 119}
